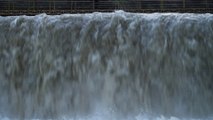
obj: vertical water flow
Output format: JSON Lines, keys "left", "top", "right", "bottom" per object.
{"left": 0, "top": 11, "right": 213, "bottom": 119}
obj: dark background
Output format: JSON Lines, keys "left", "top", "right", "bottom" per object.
{"left": 0, "top": 0, "right": 213, "bottom": 15}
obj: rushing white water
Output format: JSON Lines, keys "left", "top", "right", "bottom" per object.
{"left": 0, "top": 11, "right": 213, "bottom": 120}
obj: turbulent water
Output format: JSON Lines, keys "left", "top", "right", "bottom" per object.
{"left": 0, "top": 11, "right": 213, "bottom": 120}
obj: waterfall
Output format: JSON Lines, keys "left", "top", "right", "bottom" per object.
{"left": 0, "top": 11, "right": 213, "bottom": 119}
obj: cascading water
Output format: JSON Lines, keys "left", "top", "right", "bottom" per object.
{"left": 0, "top": 11, "right": 213, "bottom": 120}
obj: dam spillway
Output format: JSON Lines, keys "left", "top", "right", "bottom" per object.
{"left": 0, "top": 11, "right": 213, "bottom": 120}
